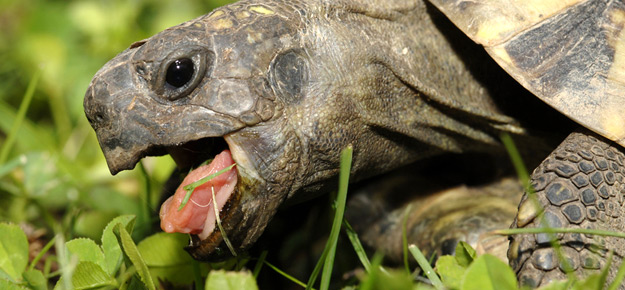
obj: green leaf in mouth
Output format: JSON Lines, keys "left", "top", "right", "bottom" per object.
{"left": 178, "top": 163, "right": 237, "bottom": 211}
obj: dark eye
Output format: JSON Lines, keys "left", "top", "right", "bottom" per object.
{"left": 155, "top": 47, "right": 212, "bottom": 101}
{"left": 166, "top": 58, "right": 194, "bottom": 88}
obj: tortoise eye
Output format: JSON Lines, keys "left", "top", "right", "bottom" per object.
{"left": 154, "top": 46, "right": 212, "bottom": 101}
{"left": 165, "top": 58, "right": 194, "bottom": 88}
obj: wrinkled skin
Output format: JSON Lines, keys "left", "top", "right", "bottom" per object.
{"left": 85, "top": 0, "right": 536, "bottom": 260}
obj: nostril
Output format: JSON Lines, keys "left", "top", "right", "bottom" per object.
{"left": 95, "top": 113, "right": 105, "bottom": 123}
{"left": 84, "top": 81, "right": 114, "bottom": 128}
{"left": 84, "top": 94, "right": 108, "bottom": 128}
{"left": 86, "top": 108, "right": 109, "bottom": 131}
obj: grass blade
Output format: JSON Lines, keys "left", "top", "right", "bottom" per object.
{"left": 402, "top": 204, "right": 412, "bottom": 273}
{"left": 265, "top": 261, "right": 312, "bottom": 289}
{"left": 500, "top": 133, "right": 530, "bottom": 190}
{"left": 359, "top": 252, "right": 384, "bottom": 290}
{"left": 306, "top": 253, "right": 324, "bottom": 290}
{"left": 343, "top": 220, "right": 371, "bottom": 273}
{"left": 55, "top": 233, "right": 76, "bottom": 290}
{"left": 408, "top": 244, "right": 444, "bottom": 290}
{"left": 502, "top": 133, "right": 579, "bottom": 280}
{"left": 192, "top": 260, "right": 203, "bottom": 290}
{"left": 137, "top": 161, "right": 153, "bottom": 237}
{"left": 306, "top": 146, "right": 353, "bottom": 290}
{"left": 28, "top": 236, "right": 57, "bottom": 272}
{"left": 0, "top": 155, "right": 25, "bottom": 178}
{"left": 0, "top": 68, "right": 41, "bottom": 165}
{"left": 253, "top": 251, "right": 268, "bottom": 279}
{"left": 608, "top": 252, "right": 625, "bottom": 290}
{"left": 319, "top": 146, "right": 352, "bottom": 290}
{"left": 211, "top": 186, "right": 237, "bottom": 257}
{"left": 494, "top": 227, "right": 625, "bottom": 238}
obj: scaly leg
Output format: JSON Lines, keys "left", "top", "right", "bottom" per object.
{"left": 509, "top": 130, "right": 625, "bottom": 288}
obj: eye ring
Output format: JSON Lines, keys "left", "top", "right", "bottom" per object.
{"left": 155, "top": 47, "right": 212, "bottom": 101}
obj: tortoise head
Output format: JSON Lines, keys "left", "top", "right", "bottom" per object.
{"left": 83, "top": 2, "right": 314, "bottom": 260}
{"left": 85, "top": 0, "right": 441, "bottom": 260}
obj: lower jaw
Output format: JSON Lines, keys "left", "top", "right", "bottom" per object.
{"left": 159, "top": 136, "right": 265, "bottom": 260}
{"left": 185, "top": 185, "right": 244, "bottom": 261}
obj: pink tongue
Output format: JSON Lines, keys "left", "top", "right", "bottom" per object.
{"left": 160, "top": 150, "right": 237, "bottom": 237}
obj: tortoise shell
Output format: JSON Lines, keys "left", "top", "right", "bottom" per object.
{"left": 429, "top": 0, "right": 625, "bottom": 146}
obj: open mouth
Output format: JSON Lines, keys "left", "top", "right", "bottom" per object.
{"left": 157, "top": 137, "right": 239, "bottom": 249}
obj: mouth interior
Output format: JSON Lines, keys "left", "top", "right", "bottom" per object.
{"left": 158, "top": 138, "right": 238, "bottom": 240}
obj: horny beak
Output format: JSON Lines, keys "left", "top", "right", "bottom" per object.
{"left": 84, "top": 49, "right": 244, "bottom": 174}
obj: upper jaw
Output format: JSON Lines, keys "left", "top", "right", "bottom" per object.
{"left": 89, "top": 96, "right": 245, "bottom": 175}
{"left": 94, "top": 115, "right": 244, "bottom": 174}
{"left": 84, "top": 60, "right": 246, "bottom": 175}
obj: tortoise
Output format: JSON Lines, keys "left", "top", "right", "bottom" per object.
{"left": 83, "top": 0, "right": 625, "bottom": 287}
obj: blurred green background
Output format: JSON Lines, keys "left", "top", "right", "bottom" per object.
{"left": 0, "top": 0, "right": 234, "bottom": 242}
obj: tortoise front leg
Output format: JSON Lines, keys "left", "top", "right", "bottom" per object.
{"left": 346, "top": 165, "right": 522, "bottom": 265}
{"left": 509, "top": 130, "right": 625, "bottom": 288}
